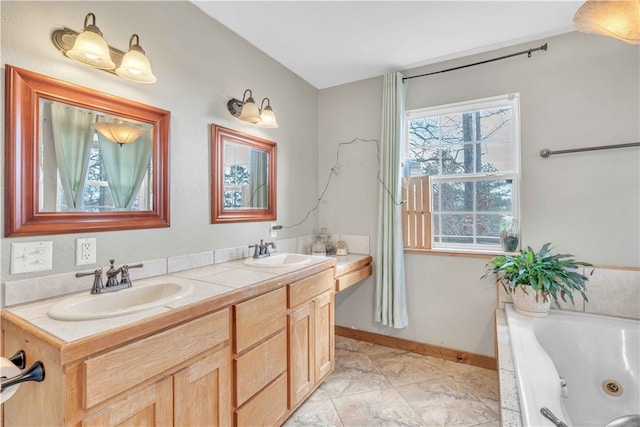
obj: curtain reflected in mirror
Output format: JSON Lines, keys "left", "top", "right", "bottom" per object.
{"left": 211, "top": 124, "right": 276, "bottom": 223}
{"left": 39, "top": 99, "right": 154, "bottom": 213}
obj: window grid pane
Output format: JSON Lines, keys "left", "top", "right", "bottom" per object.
{"left": 405, "top": 94, "right": 519, "bottom": 251}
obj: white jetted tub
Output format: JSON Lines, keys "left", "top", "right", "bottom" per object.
{"left": 505, "top": 304, "right": 639, "bottom": 426}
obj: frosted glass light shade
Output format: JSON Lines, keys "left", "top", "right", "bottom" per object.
{"left": 239, "top": 99, "right": 261, "bottom": 123}
{"left": 574, "top": 0, "right": 640, "bottom": 44}
{"left": 257, "top": 106, "right": 279, "bottom": 128}
{"left": 115, "top": 38, "right": 156, "bottom": 84}
{"left": 67, "top": 29, "right": 115, "bottom": 70}
{"left": 94, "top": 122, "right": 147, "bottom": 145}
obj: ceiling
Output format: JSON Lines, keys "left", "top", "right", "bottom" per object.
{"left": 193, "top": 1, "right": 584, "bottom": 89}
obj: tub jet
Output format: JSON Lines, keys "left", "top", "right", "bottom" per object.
{"left": 602, "top": 379, "right": 623, "bottom": 396}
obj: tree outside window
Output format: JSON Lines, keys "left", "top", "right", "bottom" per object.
{"left": 404, "top": 94, "right": 520, "bottom": 250}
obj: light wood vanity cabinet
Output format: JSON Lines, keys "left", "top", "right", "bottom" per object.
{"left": 2, "top": 260, "right": 346, "bottom": 427}
{"left": 287, "top": 269, "right": 335, "bottom": 409}
{"left": 2, "top": 308, "right": 232, "bottom": 427}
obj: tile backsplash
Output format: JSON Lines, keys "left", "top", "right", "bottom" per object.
{"left": 497, "top": 266, "right": 640, "bottom": 320}
{"left": 2, "top": 234, "right": 371, "bottom": 307}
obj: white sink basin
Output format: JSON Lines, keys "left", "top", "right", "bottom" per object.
{"left": 244, "top": 253, "right": 311, "bottom": 268}
{"left": 47, "top": 282, "right": 193, "bottom": 321}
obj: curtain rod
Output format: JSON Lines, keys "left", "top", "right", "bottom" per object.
{"left": 540, "top": 142, "right": 640, "bottom": 158}
{"left": 403, "top": 43, "right": 548, "bottom": 81}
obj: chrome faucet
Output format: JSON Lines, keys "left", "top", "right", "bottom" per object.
{"left": 249, "top": 240, "right": 276, "bottom": 258}
{"left": 105, "top": 259, "right": 122, "bottom": 288}
{"left": 76, "top": 259, "right": 143, "bottom": 294}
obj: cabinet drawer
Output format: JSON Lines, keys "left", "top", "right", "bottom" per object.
{"left": 288, "top": 269, "right": 334, "bottom": 308}
{"left": 234, "top": 330, "right": 286, "bottom": 407}
{"left": 84, "top": 309, "right": 229, "bottom": 409}
{"left": 234, "top": 287, "right": 286, "bottom": 353}
{"left": 336, "top": 264, "right": 372, "bottom": 292}
{"left": 235, "top": 373, "right": 287, "bottom": 427}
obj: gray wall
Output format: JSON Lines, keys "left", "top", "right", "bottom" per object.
{"left": 2, "top": 3, "right": 639, "bottom": 358}
{"left": 320, "top": 31, "right": 639, "bottom": 357}
{"left": 1, "top": 2, "right": 319, "bottom": 285}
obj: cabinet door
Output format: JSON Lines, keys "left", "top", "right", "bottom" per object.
{"left": 174, "top": 347, "right": 231, "bottom": 427}
{"left": 314, "top": 291, "right": 335, "bottom": 382}
{"left": 287, "top": 302, "right": 314, "bottom": 408}
{"left": 82, "top": 377, "right": 172, "bottom": 427}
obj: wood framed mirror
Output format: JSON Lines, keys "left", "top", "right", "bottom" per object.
{"left": 4, "top": 65, "right": 170, "bottom": 237}
{"left": 211, "top": 125, "right": 276, "bottom": 223}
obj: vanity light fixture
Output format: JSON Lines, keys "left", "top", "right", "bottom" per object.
{"left": 51, "top": 13, "right": 157, "bottom": 83}
{"left": 574, "top": 0, "right": 640, "bottom": 44}
{"left": 227, "top": 89, "right": 279, "bottom": 128}
{"left": 93, "top": 122, "right": 147, "bottom": 147}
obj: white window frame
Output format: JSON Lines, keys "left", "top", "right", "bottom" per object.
{"left": 404, "top": 93, "right": 521, "bottom": 252}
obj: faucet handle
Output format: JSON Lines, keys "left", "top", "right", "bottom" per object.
{"left": 75, "top": 268, "right": 104, "bottom": 294}
{"left": 248, "top": 243, "right": 259, "bottom": 258}
{"left": 265, "top": 241, "right": 276, "bottom": 255}
{"left": 120, "top": 263, "right": 143, "bottom": 288}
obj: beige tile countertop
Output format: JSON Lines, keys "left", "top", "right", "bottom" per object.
{"left": 333, "top": 253, "right": 372, "bottom": 276}
{"left": 3, "top": 254, "right": 372, "bottom": 346}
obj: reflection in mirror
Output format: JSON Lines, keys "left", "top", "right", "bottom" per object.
{"left": 39, "top": 99, "right": 154, "bottom": 213}
{"left": 212, "top": 125, "right": 276, "bottom": 223}
{"left": 223, "top": 142, "right": 269, "bottom": 210}
{"left": 4, "top": 65, "right": 170, "bottom": 237}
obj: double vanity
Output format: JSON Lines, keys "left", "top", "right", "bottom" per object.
{"left": 1, "top": 253, "right": 372, "bottom": 426}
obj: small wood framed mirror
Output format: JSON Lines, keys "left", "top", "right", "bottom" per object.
{"left": 211, "top": 125, "right": 277, "bottom": 223}
{"left": 4, "top": 65, "right": 170, "bottom": 237}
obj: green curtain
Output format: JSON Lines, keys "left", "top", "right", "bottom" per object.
{"left": 50, "top": 103, "right": 96, "bottom": 210}
{"left": 375, "top": 72, "right": 408, "bottom": 328}
{"left": 97, "top": 129, "right": 152, "bottom": 209}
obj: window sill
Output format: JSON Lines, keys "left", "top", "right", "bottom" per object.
{"left": 403, "top": 248, "right": 508, "bottom": 259}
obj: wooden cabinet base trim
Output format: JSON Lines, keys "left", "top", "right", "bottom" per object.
{"left": 335, "top": 325, "right": 496, "bottom": 370}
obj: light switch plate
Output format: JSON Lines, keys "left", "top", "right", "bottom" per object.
{"left": 76, "top": 238, "right": 97, "bottom": 265}
{"left": 11, "top": 241, "right": 53, "bottom": 274}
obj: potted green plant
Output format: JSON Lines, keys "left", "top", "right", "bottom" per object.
{"left": 482, "top": 243, "right": 593, "bottom": 317}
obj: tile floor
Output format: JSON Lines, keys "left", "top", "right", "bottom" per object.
{"left": 284, "top": 335, "right": 500, "bottom": 427}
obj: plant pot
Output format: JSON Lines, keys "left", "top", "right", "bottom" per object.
{"left": 511, "top": 286, "right": 550, "bottom": 317}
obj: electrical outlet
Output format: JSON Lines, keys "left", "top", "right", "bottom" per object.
{"left": 270, "top": 223, "right": 278, "bottom": 238}
{"left": 76, "top": 238, "right": 97, "bottom": 265}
